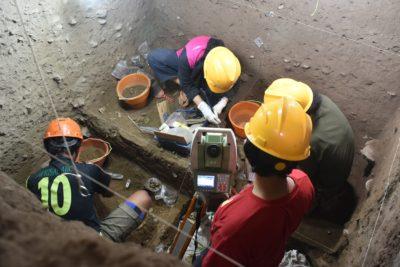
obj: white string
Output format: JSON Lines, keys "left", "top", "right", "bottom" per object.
{"left": 19, "top": 134, "right": 244, "bottom": 267}
{"left": 361, "top": 135, "right": 400, "bottom": 266}
{"left": 12, "top": 2, "right": 245, "bottom": 264}
{"left": 13, "top": 0, "right": 86, "bottom": 194}
{"left": 310, "top": 0, "right": 320, "bottom": 17}
{"left": 222, "top": 0, "right": 400, "bottom": 58}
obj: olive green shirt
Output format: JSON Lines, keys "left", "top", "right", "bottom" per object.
{"left": 299, "top": 95, "right": 355, "bottom": 191}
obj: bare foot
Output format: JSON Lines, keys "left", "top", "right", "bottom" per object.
{"left": 155, "top": 89, "right": 174, "bottom": 103}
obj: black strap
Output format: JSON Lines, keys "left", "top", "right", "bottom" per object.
{"left": 192, "top": 198, "right": 203, "bottom": 263}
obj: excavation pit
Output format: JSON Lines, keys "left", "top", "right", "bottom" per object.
{"left": 1, "top": 0, "right": 400, "bottom": 266}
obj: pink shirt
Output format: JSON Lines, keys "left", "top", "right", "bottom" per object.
{"left": 176, "top": 35, "right": 211, "bottom": 69}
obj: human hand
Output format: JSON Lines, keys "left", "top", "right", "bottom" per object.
{"left": 213, "top": 97, "right": 228, "bottom": 115}
{"left": 198, "top": 101, "right": 221, "bottom": 125}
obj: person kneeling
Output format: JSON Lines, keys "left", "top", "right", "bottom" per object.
{"left": 26, "top": 118, "right": 152, "bottom": 242}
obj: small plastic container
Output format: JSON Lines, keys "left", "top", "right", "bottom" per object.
{"left": 228, "top": 101, "right": 260, "bottom": 138}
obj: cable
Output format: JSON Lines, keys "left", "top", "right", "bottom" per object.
{"left": 361, "top": 135, "right": 400, "bottom": 266}
{"left": 13, "top": 0, "right": 89, "bottom": 197}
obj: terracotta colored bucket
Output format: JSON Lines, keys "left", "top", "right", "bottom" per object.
{"left": 76, "top": 138, "right": 112, "bottom": 167}
{"left": 228, "top": 101, "right": 260, "bottom": 138}
{"left": 116, "top": 73, "right": 151, "bottom": 109}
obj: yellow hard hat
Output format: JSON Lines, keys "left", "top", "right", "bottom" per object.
{"left": 204, "top": 46, "right": 241, "bottom": 94}
{"left": 245, "top": 95, "right": 312, "bottom": 161}
{"left": 264, "top": 78, "right": 313, "bottom": 111}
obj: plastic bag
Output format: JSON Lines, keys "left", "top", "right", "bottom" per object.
{"left": 111, "top": 60, "right": 138, "bottom": 80}
{"left": 279, "top": 250, "right": 311, "bottom": 267}
{"left": 165, "top": 111, "right": 187, "bottom": 128}
{"left": 131, "top": 55, "right": 144, "bottom": 68}
{"left": 155, "top": 243, "right": 166, "bottom": 253}
{"left": 138, "top": 41, "right": 150, "bottom": 59}
{"left": 156, "top": 184, "right": 178, "bottom": 206}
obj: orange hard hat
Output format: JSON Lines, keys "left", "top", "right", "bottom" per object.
{"left": 44, "top": 118, "right": 83, "bottom": 140}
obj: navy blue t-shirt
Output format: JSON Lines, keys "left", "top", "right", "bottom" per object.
{"left": 26, "top": 157, "right": 111, "bottom": 231}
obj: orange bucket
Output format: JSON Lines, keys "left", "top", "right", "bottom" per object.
{"left": 228, "top": 101, "right": 260, "bottom": 138}
{"left": 116, "top": 73, "right": 151, "bottom": 109}
{"left": 76, "top": 138, "right": 112, "bottom": 167}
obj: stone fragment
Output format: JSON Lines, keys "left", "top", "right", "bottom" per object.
{"left": 96, "top": 9, "right": 107, "bottom": 19}
{"left": 68, "top": 17, "right": 77, "bottom": 26}
{"left": 115, "top": 23, "right": 122, "bottom": 31}
{"left": 89, "top": 40, "right": 98, "bottom": 48}
{"left": 52, "top": 75, "right": 61, "bottom": 84}
{"left": 71, "top": 98, "right": 85, "bottom": 108}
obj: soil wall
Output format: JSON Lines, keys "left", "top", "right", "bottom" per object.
{"left": 0, "top": 0, "right": 158, "bottom": 182}
{"left": 336, "top": 107, "right": 400, "bottom": 266}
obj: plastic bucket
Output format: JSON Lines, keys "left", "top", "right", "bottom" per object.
{"left": 76, "top": 138, "right": 112, "bottom": 167}
{"left": 116, "top": 73, "right": 151, "bottom": 109}
{"left": 228, "top": 101, "right": 260, "bottom": 138}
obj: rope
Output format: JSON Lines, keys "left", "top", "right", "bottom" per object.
{"left": 310, "top": 0, "right": 320, "bottom": 17}
{"left": 361, "top": 135, "right": 400, "bottom": 266}
{"left": 13, "top": 0, "right": 89, "bottom": 197}
{"left": 19, "top": 134, "right": 244, "bottom": 267}
{"left": 12, "top": 3, "right": 244, "bottom": 264}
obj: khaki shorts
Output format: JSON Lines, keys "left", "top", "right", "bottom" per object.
{"left": 99, "top": 201, "right": 145, "bottom": 242}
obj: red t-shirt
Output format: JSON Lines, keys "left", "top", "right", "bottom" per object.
{"left": 202, "top": 169, "right": 314, "bottom": 267}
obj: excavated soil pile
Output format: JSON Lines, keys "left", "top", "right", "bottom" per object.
{"left": 79, "top": 146, "right": 105, "bottom": 162}
{"left": 0, "top": 171, "right": 184, "bottom": 267}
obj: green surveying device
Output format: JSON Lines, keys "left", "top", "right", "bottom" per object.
{"left": 169, "top": 127, "right": 237, "bottom": 259}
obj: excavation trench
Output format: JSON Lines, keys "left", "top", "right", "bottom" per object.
{"left": 78, "top": 74, "right": 352, "bottom": 259}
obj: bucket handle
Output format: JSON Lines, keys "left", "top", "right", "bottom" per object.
{"left": 246, "top": 99, "right": 262, "bottom": 105}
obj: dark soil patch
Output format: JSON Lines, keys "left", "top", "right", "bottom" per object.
{"left": 79, "top": 146, "right": 105, "bottom": 162}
